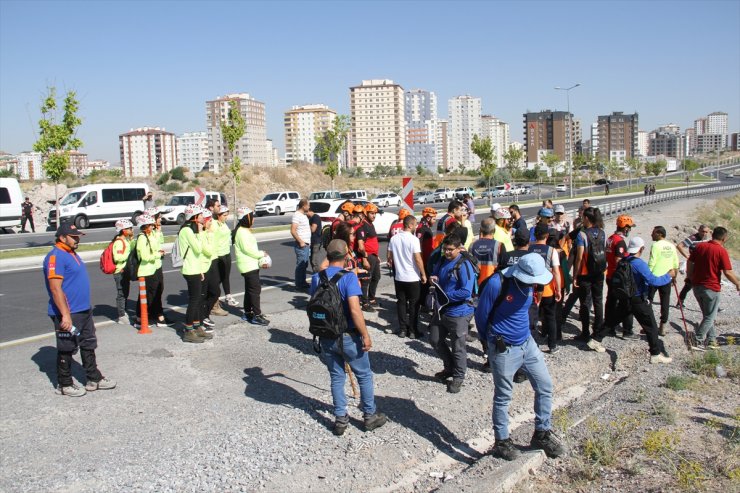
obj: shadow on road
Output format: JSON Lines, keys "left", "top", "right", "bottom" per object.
{"left": 31, "top": 345, "right": 86, "bottom": 387}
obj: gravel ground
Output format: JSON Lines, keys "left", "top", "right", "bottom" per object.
{"left": 0, "top": 194, "right": 738, "bottom": 492}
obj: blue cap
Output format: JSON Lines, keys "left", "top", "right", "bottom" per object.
{"left": 538, "top": 207, "right": 554, "bottom": 218}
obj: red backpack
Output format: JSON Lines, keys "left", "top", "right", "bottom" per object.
{"left": 99, "top": 240, "right": 117, "bottom": 274}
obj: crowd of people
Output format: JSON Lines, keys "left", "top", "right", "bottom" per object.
{"left": 43, "top": 194, "right": 739, "bottom": 460}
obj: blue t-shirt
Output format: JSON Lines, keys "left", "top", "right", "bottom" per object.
{"left": 432, "top": 255, "right": 475, "bottom": 317}
{"left": 310, "top": 266, "right": 362, "bottom": 329}
{"left": 624, "top": 255, "right": 673, "bottom": 298}
{"left": 43, "top": 243, "right": 91, "bottom": 317}
{"left": 475, "top": 272, "right": 533, "bottom": 346}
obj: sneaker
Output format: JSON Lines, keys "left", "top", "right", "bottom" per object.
{"left": 85, "top": 377, "right": 116, "bottom": 391}
{"left": 211, "top": 303, "right": 228, "bottom": 317}
{"left": 368, "top": 298, "right": 379, "bottom": 306}
{"left": 195, "top": 327, "right": 214, "bottom": 340}
{"left": 491, "top": 438, "right": 521, "bottom": 461}
{"left": 530, "top": 430, "right": 566, "bottom": 458}
{"left": 156, "top": 318, "right": 174, "bottom": 327}
{"left": 363, "top": 412, "right": 388, "bottom": 431}
{"left": 650, "top": 353, "right": 672, "bottom": 364}
{"left": 586, "top": 339, "right": 606, "bottom": 352}
{"left": 361, "top": 303, "right": 376, "bottom": 313}
{"left": 621, "top": 332, "right": 640, "bottom": 340}
{"left": 658, "top": 323, "right": 666, "bottom": 336}
{"left": 56, "top": 383, "right": 86, "bottom": 397}
{"left": 182, "top": 329, "right": 205, "bottom": 343}
{"left": 116, "top": 316, "right": 130, "bottom": 325}
{"left": 383, "top": 327, "right": 394, "bottom": 334}
{"left": 434, "top": 370, "right": 453, "bottom": 382}
{"left": 202, "top": 318, "right": 215, "bottom": 328}
{"left": 224, "top": 294, "right": 239, "bottom": 307}
{"left": 513, "top": 369, "right": 528, "bottom": 383}
{"left": 547, "top": 346, "right": 560, "bottom": 354}
{"left": 241, "top": 312, "right": 254, "bottom": 322}
{"left": 690, "top": 343, "right": 706, "bottom": 352}
{"left": 706, "top": 341, "right": 720, "bottom": 350}
{"left": 447, "top": 378, "right": 463, "bottom": 393}
{"left": 398, "top": 330, "right": 408, "bottom": 339}
{"left": 333, "top": 415, "right": 350, "bottom": 436}
{"left": 251, "top": 314, "right": 270, "bottom": 326}
{"left": 408, "top": 331, "right": 418, "bottom": 340}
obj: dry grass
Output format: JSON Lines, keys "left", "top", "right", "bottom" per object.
{"left": 698, "top": 193, "right": 740, "bottom": 257}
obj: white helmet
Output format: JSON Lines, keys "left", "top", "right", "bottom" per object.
{"left": 237, "top": 207, "right": 253, "bottom": 220}
{"left": 218, "top": 206, "right": 230, "bottom": 215}
{"left": 201, "top": 210, "right": 213, "bottom": 220}
{"left": 115, "top": 219, "right": 134, "bottom": 233}
{"left": 144, "top": 207, "right": 161, "bottom": 217}
{"left": 184, "top": 205, "right": 202, "bottom": 220}
{"left": 137, "top": 214, "right": 155, "bottom": 227}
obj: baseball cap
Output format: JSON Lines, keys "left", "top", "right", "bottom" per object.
{"left": 627, "top": 236, "right": 645, "bottom": 254}
{"left": 514, "top": 227, "right": 530, "bottom": 244}
{"left": 538, "top": 207, "right": 554, "bottom": 218}
{"left": 554, "top": 204, "right": 565, "bottom": 214}
{"left": 137, "top": 214, "right": 155, "bottom": 227}
{"left": 502, "top": 253, "right": 553, "bottom": 285}
{"left": 326, "top": 239, "right": 348, "bottom": 261}
{"left": 617, "top": 215, "right": 635, "bottom": 228}
{"left": 55, "top": 223, "right": 85, "bottom": 238}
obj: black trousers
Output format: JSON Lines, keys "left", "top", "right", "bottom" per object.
{"left": 603, "top": 296, "right": 665, "bottom": 356}
{"left": 560, "top": 290, "right": 579, "bottom": 324}
{"left": 577, "top": 273, "right": 604, "bottom": 338}
{"left": 605, "top": 278, "right": 634, "bottom": 333}
{"left": 217, "top": 253, "right": 232, "bottom": 295}
{"left": 367, "top": 254, "right": 381, "bottom": 301}
{"left": 394, "top": 280, "right": 421, "bottom": 335}
{"left": 183, "top": 273, "right": 203, "bottom": 325}
{"left": 21, "top": 214, "right": 35, "bottom": 232}
{"left": 136, "top": 271, "right": 162, "bottom": 321}
{"left": 649, "top": 282, "right": 672, "bottom": 324}
{"left": 540, "top": 296, "right": 558, "bottom": 349}
{"left": 52, "top": 310, "right": 102, "bottom": 387}
{"left": 202, "top": 261, "right": 220, "bottom": 318}
{"left": 679, "top": 278, "right": 692, "bottom": 303}
{"left": 242, "top": 269, "right": 262, "bottom": 316}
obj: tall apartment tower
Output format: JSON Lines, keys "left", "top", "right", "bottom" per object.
{"left": 14, "top": 151, "right": 44, "bottom": 180}
{"left": 596, "top": 112, "right": 639, "bottom": 163}
{"left": 694, "top": 111, "right": 729, "bottom": 152}
{"left": 637, "top": 130, "right": 649, "bottom": 157}
{"left": 206, "top": 93, "right": 268, "bottom": 173}
{"left": 436, "top": 119, "right": 449, "bottom": 170}
{"left": 350, "top": 79, "right": 406, "bottom": 172}
{"left": 284, "top": 104, "right": 337, "bottom": 164}
{"left": 119, "top": 127, "right": 177, "bottom": 177}
{"left": 177, "top": 132, "right": 209, "bottom": 173}
{"left": 523, "top": 110, "right": 573, "bottom": 168}
{"left": 404, "top": 89, "right": 437, "bottom": 172}
{"left": 648, "top": 125, "right": 684, "bottom": 159}
{"left": 448, "top": 95, "right": 482, "bottom": 170}
{"left": 480, "top": 115, "right": 510, "bottom": 168}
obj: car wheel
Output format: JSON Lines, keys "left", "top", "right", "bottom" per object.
{"left": 275, "top": 206, "right": 282, "bottom": 216}
{"left": 176, "top": 213, "right": 186, "bottom": 225}
{"left": 74, "top": 215, "right": 89, "bottom": 229}
{"left": 384, "top": 201, "right": 389, "bottom": 207}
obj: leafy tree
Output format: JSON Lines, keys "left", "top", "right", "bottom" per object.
{"left": 395, "top": 164, "right": 403, "bottom": 176}
{"left": 503, "top": 146, "right": 524, "bottom": 180}
{"left": 156, "top": 171, "right": 170, "bottom": 186}
{"left": 645, "top": 159, "right": 667, "bottom": 177}
{"left": 169, "top": 166, "right": 187, "bottom": 182}
{"left": 0, "top": 166, "right": 17, "bottom": 178}
{"left": 437, "top": 166, "right": 445, "bottom": 175}
{"left": 315, "top": 114, "right": 350, "bottom": 192}
{"left": 683, "top": 158, "right": 700, "bottom": 173}
{"left": 541, "top": 152, "right": 561, "bottom": 176}
{"left": 415, "top": 164, "right": 426, "bottom": 176}
{"left": 471, "top": 134, "right": 496, "bottom": 204}
{"left": 33, "top": 87, "right": 82, "bottom": 228}
{"left": 221, "top": 100, "right": 245, "bottom": 225}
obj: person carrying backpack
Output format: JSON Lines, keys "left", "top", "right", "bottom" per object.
{"left": 111, "top": 219, "right": 133, "bottom": 325}
{"left": 309, "top": 239, "right": 387, "bottom": 436}
{"left": 604, "top": 215, "right": 636, "bottom": 339}
{"left": 572, "top": 207, "right": 607, "bottom": 350}
{"left": 528, "top": 223, "right": 563, "bottom": 353}
{"left": 233, "top": 207, "right": 269, "bottom": 326}
{"left": 595, "top": 237, "right": 675, "bottom": 364}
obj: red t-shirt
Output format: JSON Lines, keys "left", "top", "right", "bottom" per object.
{"left": 355, "top": 220, "right": 379, "bottom": 256}
{"left": 689, "top": 240, "right": 732, "bottom": 292}
{"left": 388, "top": 221, "right": 404, "bottom": 239}
{"left": 605, "top": 232, "right": 629, "bottom": 280}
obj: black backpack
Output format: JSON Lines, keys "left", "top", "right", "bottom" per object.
{"left": 611, "top": 257, "right": 637, "bottom": 301}
{"left": 123, "top": 235, "right": 143, "bottom": 280}
{"left": 307, "top": 270, "right": 348, "bottom": 350}
{"left": 585, "top": 229, "right": 607, "bottom": 274}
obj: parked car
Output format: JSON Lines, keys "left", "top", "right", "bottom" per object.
{"left": 254, "top": 191, "right": 301, "bottom": 216}
{"left": 414, "top": 190, "right": 434, "bottom": 204}
{"left": 509, "top": 184, "right": 526, "bottom": 195}
{"left": 339, "top": 190, "right": 368, "bottom": 200}
{"left": 454, "top": 187, "right": 476, "bottom": 199}
{"left": 310, "top": 199, "right": 398, "bottom": 240}
{"left": 309, "top": 190, "right": 342, "bottom": 200}
{"left": 371, "top": 192, "right": 402, "bottom": 208}
{"left": 48, "top": 182, "right": 149, "bottom": 229}
{"left": 0, "top": 177, "right": 23, "bottom": 231}
{"left": 162, "top": 190, "right": 227, "bottom": 225}
{"left": 555, "top": 184, "right": 568, "bottom": 192}
{"left": 594, "top": 179, "right": 614, "bottom": 185}
{"left": 433, "top": 187, "right": 454, "bottom": 202}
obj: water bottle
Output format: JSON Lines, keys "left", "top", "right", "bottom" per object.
{"left": 69, "top": 325, "right": 79, "bottom": 337}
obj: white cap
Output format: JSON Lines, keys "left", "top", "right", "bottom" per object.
{"left": 490, "top": 202, "right": 501, "bottom": 212}
{"left": 237, "top": 207, "right": 253, "bottom": 220}
{"left": 493, "top": 208, "right": 511, "bottom": 219}
{"left": 554, "top": 204, "right": 565, "bottom": 214}
{"left": 218, "top": 206, "right": 230, "bottom": 215}
{"left": 136, "top": 214, "right": 155, "bottom": 227}
{"left": 115, "top": 219, "right": 133, "bottom": 232}
{"left": 627, "top": 236, "right": 645, "bottom": 254}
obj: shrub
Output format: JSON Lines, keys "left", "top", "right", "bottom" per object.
{"left": 170, "top": 167, "right": 187, "bottom": 182}
{"left": 643, "top": 429, "right": 680, "bottom": 457}
{"left": 425, "top": 182, "right": 439, "bottom": 189}
{"left": 162, "top": 182, "right": 181, "bottom": 192}
{"left": 665, "top": 375, "right": 698, "bottom": 391}
{"left": 580, "top": 414, "right": 642, "bottom": 467}
{"left": 156, "top": 172, "right": 170, "bottom": 186}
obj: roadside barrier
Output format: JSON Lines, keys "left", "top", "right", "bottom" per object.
{"left": 138, "top": 277, "right": 151, "bottom": 334}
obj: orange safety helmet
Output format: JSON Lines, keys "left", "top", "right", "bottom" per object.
{"left": 352, "top": 203, "right": 365, "bottom": 214}
{"left": 398, "top": 208, "right": 411, "bottom": 220}
{"left": 339, "top": 201, "right": 355, "bottom": 214}
{"left": 616, "top": 215, "right": 635, "bottom": 229}
{"left": 364, "top": 203, "right": 379, "bottom": 214}
{"left": 422, "top": 207, "right": 438, "bottom": 217}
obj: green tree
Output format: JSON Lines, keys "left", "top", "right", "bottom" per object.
{"left": 33, "top": 87, "right": 82, "bottom": 228}
{"left": 437, "top": 166, "right": 445, "bottom": 175}
{"left": 0, "top": 166, "right": 18, "bottom": 178}
{"left": 683, "top": 158, "right": 700, "bottom": 173}
{"left": 415, "top": 164, "right": 426, "bottom": 176}
{"left": 169, "top": 166, "right": 187, "bottom": 182}
{"left": 645, "top": 159, "right": 667, "bottom": 177}
{"left": 315, "top": 114, "right": 350, "bottom": 192}
{"left": 471, "top": 134, "right": 496, "bottom": 204}
{"left": 624, "top": 157, "right": 641, "bottom": 187}
{"left": 221, "top": 100, "right": 246, "bottom": 226}
{"left": 503, "top": 146, "right": 524, "bottom": 180}
{"left": 541, "top": 152, "right": 561, "bottom": 175}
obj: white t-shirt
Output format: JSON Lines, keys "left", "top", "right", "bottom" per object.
{"left": 292, "top": 211, "right": 311, "bottom": 244}
{"left": 388, "top": 230, "right": 422, "bottom": 282}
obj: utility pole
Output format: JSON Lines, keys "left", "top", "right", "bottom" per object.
{"left": 555, "top": 83, "right": 581, "bottom": 198}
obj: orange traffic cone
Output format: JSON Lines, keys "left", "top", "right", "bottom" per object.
{"left": 137, "top": 277, "right": 152, "bottom": 334}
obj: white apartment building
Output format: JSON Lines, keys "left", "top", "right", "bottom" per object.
{"left": 206, "top": 93, "right": 268, "bottom": 173}
{"left": 350, "top": 79, "right": 406, "bottom": 172}
{"left": 590, "top": 123, "right": 599, "bottom": 157}
{"left": 284, "top": 104, "right": 336, "bottom": 164}
{"left": 14, "top": 151, "right": 44, "bottom": 180}
{"left": 404, "top": 89, "right": 437, "bottom": 172}
{"left": 119, "top": 127, "right": 177, "bottom": 177}
{"left": 436, "top": 119, "right": 449, "bottom": 171}
{"left": 177, "top": 132, "right": 209, "bottom": 173}
{"left": 480, "top": 115, "right": 510, "bottom": 168}
{"left": 637, "top": 130, "right": 649, "bottom": 157}
{"left": 448, "top": 95, "right": 482, "bottom": 170}
{"left": 706, "top": 111, "right": 728, "bottom": 136}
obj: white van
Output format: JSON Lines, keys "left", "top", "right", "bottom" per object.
{"left": 255, "top": 191, "right": 301, "bottom": 216}
{"left": 339, "top": 190, "right": 367, "bottom": 200}
{"left": 49, "top": 183, "right": 149, "bottom": 228}
{"left": 309, "top": 190, "right": 342, "bottom": 200}
{"left": 161, "top": 190, "right": 227, "bottom": 225}
{"left": 0, "top": 178, "right": 23, "bottom": 231}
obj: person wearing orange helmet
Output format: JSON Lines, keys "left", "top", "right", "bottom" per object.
{"left": 602, "top": 215, "right": 636, "bottom": 339}
{"left": 389, "top": 207, "right": 411, "bottom": 239}
{"left": 355, "top": 202, "right": 381, "bottom": 311}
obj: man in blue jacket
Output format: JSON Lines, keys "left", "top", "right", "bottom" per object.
{"left": 475, "top": 253, "right": 565, "bottom": 461}
{"left": 596, "top": 237, "right": 675, "bottom": 363}
{"left": 429, "top": 234, "right": 475, "bottom": 394}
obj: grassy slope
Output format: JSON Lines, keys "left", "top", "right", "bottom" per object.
{"left": 699, "top": 193, "right": 740, "bottom": 258}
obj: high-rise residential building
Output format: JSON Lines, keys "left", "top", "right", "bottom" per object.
{"left": 480, "top": 115, "right": 510, "bottom": 168}
{"left": 706, "top": 111, "right": 728, "bottom": 135}
{"left": 637, "top": 130, "right": 649, "bottom": 157}
{"left": 685, "top": 128, "right": 696, "bottom": 155}
{"left": 119, "top": 127, "right": 177, "bottom": 177}
{"left": 68, "top": 151, "right": 89, "bottom": 177}
{"left": 590, "top": 123, "right": 599, "bottom": 157}
{"left": 523, "top": 110, "right": 573, "bottom": 169}
{"left": 648, "top": 125, "right": 684, "bottom": 159}
{"left": 692, "top": 111, "right": 729, "bottom": 153}
{"left": 14, "top": 151, "right": 44, "bottom": 180}
{"left": 350, "top": 79, "right": 406, "bottom": 172}
{"left": 696, "top": 134, "right": 725, "bottom": 154}
{"left": 730, "top": 132, "right": 739, "bottom": 151}
{"left": 596, "top": 112, "right": 639, "bottom": 162}
{"left": 177, "top": 132, "right": 209, "bottom": 173}
{"left": 284, "top": 104, "right": 337, "bottom": 164}
{"left": 206, "top": 93, "right": 268, "bottom": 173}
{"left": 404, "top": 89, "right": 437, "bottom": 172}
{"left": 435, "top": 119, "right": 449, "bottom": 171}
{"left": 448, "top": 95, "right": 482, "bottom": 170}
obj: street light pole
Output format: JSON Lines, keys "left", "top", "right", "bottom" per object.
{"left": 555, "top": 83, "right": 581, "bottom": 198}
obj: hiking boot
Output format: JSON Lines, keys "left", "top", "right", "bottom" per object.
{"left": 586, "top": 339, "right": 606, "bottom": 352}
{"left": 211, "top": 302, "right": 228, "bottom": 317}
{"left": 333, "top": 415, "right": 349, "bottom": 436}
{"left": 491, "top": 438, "right": 521, "bottom": 461}
{"left": 56, "top": 383, "right": 86, "bottom": 397}
{"left": 224, "top": 294, "right": 239, "bottom": 307}
{"left": 195, "top": 327, "right": 214, "bottom": 340}
{"left": 202, "top": 318, "right": 215, "bottom": 328}
{"left": 530, "top": 430, "right": 566, "bottom": 458}
{"left": 250, "top": 314, "right": 270, "bottom": 326}
{"left": 650, "top": 353, "right": 672, "bottom": 364}
{"left": 658, "top": 323, "right": 666, "bottom": 336}
{"left": 368, "top": 298, "right": 379, "bottom": 306}
{"left": 182, "top": 329, "right": 205, "bottom": 343}
{"left": 447, "top": 378, "right": 463, "bottom": 393}
{"left": 85, "top": 377, "right": 117, "bottom": 391}
{"left": 398, "top": 330, "right": 408, "bottom": 339}
{"left": 364, "top": 412, "right": 387, "bottom": 432}
{"left": 434, "top": 370, "right": 453, "bottom": 382}
{"left": 621, "top": 332, "right": 639, "bottom": 340}
{"left": 407, "top": 331, "right": 417, "bottom": 340}
{"left": 383, "top": 327, "right": 394, "bottom": 334}
{"left": 361, "top": 303, "right": 376, "bottom": 313}
{"left": 513, "top": 369, "right": 528, "bottom": 383}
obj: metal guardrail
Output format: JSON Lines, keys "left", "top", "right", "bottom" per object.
{"left": 597, "top": 184, "right": 740, "bottom": 218}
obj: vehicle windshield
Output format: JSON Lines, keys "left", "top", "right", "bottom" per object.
{"left": 310, "top": 202, "right": 332, "bottom": 213}
{"left": 376, "top": 194, "right": 388, "bottom": 198}
{"left": 262, "top": 193, "right": 280, "bottom": 201}
{"left": 435, "top": 189, "right": 445, "bottom": 193}
{"left": 167, "top": 196, "right": 195, "bottom": 206}
{"left": 60, "top": 191, "right": 86, "bottom": 205}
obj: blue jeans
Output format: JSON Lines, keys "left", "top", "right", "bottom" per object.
{"left": 320, "top": 334, "right": 376, "bottom": 417}
{"left": 693, "top": 285, "right": 721, "bottom": 343}
{"left": 294, "top": 244, "right": 310, "bottom": 287}
{"left": 488, "top": 335, "right": 553, "bottom": 440}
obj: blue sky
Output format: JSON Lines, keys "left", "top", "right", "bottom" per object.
{"left": 1, "top": 0, "right": 738, "bottom": 164}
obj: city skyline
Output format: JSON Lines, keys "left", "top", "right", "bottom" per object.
{"left": 1, "top": 0, "right": 738, "bottom": 165}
